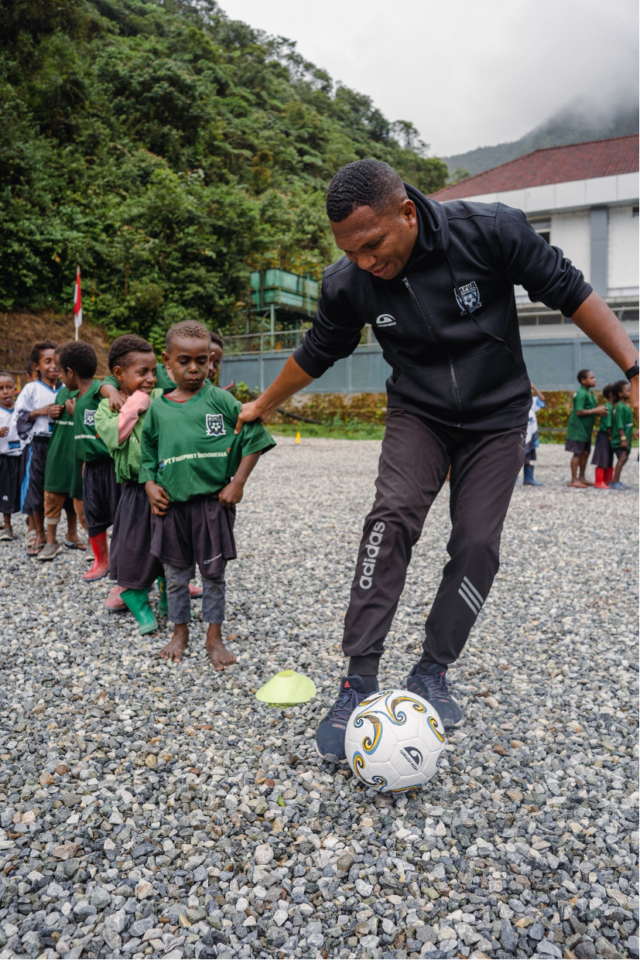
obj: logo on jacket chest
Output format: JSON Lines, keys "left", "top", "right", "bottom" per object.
{"left": 375, "top": 314, "right": 396, "bottom": 328}
{"left": 83, "top": 409, "right": 95, "bottom": 427}
{"left": 455, "top": 281, "right": 482, "bottom": 314}
{"left": 205, "top": 413, "right": 226, "bottom": 437}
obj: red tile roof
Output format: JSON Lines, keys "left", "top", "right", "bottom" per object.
{"left": 430, "top": 134, "right": 639, "bottom": 201}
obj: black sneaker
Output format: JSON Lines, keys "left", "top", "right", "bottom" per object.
{"left": 315, "top": 675, "right": 377, "bottom": 761}
{"left": 406, "top": 664, "right": 463, "bottom": 729}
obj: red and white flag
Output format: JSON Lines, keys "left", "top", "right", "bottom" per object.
{"left": 73, "top": 266, "right": 83, "bottom": 334}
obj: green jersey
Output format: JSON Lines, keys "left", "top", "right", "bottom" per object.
{"left": 566, "top": 385, "right": 598, "bottom": 443}
{"left": 611, "top": 400, "right": 633, "bottom": 450}
{"left": 44, "top": 386, "right": 82, "bottom": 495}
{"left": 95, "top": 388, "right": 163, "bottom": 483}
{"left": 155, "top": 364, "right": 176, "bottom": 392}
{"left": 139, "top": 385, "right": 275, "bottom": 502}
{"left": 598, "top": 400, "right": 614, "bottom": 434}
{"left": 74, "top": 378, "right": 118, "bottom": 462}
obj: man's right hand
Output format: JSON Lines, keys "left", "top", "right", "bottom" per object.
{"left": 235, "top": 400, "right": 268, "bottom": 435}
{"left": 234, "top": 356, "right": 315, "bottom": 435}
{"left": 145, "top": 481, "right": 171, "bottom": 516}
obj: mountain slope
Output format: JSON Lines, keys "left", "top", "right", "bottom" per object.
{"left": 445, "top": 97, "right": 639, "bottom": 178}
{"left": 0, "top": 0, "right": 447, "bottom": 345}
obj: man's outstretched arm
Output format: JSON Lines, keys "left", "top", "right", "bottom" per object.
{"left": 571, "top": 291, "right": 639, "bottom": 418}
{"left": 235, "top": 355, "right": 315, "bottom": 433}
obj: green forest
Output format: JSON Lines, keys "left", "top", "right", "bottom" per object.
{"left": 0, "top": 0, "right": 448, "bottom": 347}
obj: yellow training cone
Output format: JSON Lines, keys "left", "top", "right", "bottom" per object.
{"left": 255, "top": 670, "right": 316, "bottom": 707}
{"left": 295, "top": 431, "right": 301, "bottom": 443}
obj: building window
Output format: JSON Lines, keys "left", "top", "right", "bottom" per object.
{"left": 528, "top": 217, "right": 551, "bottom": 243}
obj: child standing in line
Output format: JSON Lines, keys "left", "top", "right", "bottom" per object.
{"left": 610, "top": 380, "right": 633, "bottom": 490}
{"left": 12, "top": 341, "right": 62, "bottom": 555}
{"left": 0, "top": 372, "right": 23, "bottom": 540}
{"left": 57, "top": 340, "right": 123, "bottom": 581}
{"left": 209, "top": 332, "right": 224, "bottom": 384}
{"left": 591, "top": 384, "right": 616, "bottom": 489}
{"left": 95, "top": 335, "right": 165, "bottom": 632}
{"left": 565, "top": 369, "right": 606, "bottom": 488}
{"left": 520, "top": 384, "right": 545, "bottom": 486}
{"left": 39, "top": 347, "right": 87, "bottom": 560}
{"left": 140, "top": 320, "right": 275, "bottom": 668}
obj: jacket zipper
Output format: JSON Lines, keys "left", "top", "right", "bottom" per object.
{"left": 401, "top": 276, "right": 464, "bottom": 414}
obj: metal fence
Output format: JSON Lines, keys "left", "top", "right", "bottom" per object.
{"left": 220, "top": 332, "right": 640, "bottom": 394}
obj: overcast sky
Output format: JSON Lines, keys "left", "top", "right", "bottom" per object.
{"left": 218, "top": 0, "right": 638, "bottom": 157}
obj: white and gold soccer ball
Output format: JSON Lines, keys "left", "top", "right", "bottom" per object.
{"left": 345, "top": 689, "right": 446, "bottom": 793}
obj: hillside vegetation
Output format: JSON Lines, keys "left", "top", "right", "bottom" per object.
{"left": 0, "top": 0, "right": 447, "bottom": 348}
{"left": 445, "top": 96, "right": 639, "bottom": 178}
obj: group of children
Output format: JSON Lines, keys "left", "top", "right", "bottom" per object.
{"left": 565, "top": 369, "right": 633, "bottom": 489}
{"left": 0, "top": 322, "right": 274, "bottom": 668}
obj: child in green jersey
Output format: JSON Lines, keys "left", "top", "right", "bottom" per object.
{"left": 140, "top": 320, "right": 275, "bottom": 668}
{"left": 40, "top": 345, "right": 87, "bottom": 560}
{"left": 95, "top": 335, "right": 164, "bottom": 632}
{"left": 57, "top": 340, "right": 123, "bottom": 582}
{"left": 565, "top": 369, "right": 606, "bottom": 488}
{"left": 591, "top": 384, "right": 616, "bottom": 489}
{"left": 610, "top": 380, "right": 634, "bottom": 490}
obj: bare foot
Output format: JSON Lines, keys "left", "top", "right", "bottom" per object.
{"left": 567, "top": 480, "right": 588, "bottom": 488}
{"left": 158, "top": 624, "right": 189, "bottom": 662}
{"left": 206, "top": 624, "right": 236, "bottom": 671}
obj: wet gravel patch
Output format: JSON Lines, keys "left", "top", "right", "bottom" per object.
{"left": 0, "top": 440, "right": 637, "bottom": 960}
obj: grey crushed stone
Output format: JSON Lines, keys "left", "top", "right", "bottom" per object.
{"left": 0, "top": 439, "right": 637, "bottom": 960}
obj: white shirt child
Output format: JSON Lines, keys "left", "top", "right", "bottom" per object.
{"left": 12, "top": 380, "right": 59, "bottom": 442}
{"left": 0, "top": 406, "right": 23, "bottom": 456}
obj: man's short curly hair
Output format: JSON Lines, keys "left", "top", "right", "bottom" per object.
{"left": 57, "top": 340, "right": 98, "bottom": 379}
{"left": 108, "top": 334, "right": 154, "bottom": 372}
{"left": 165, "top": 320, "right": 211, "bottom": 352}
{"left": 326, "top": 159, "right": 406, "bottom": 223}
{"left": 30, "top": 340, "right": 58, "bottom": 367}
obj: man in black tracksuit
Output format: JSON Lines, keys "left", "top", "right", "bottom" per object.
{"left": 236, "top": 160, "right": 639, "bottom": 760}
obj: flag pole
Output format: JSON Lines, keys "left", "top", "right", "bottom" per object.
{"left": 74, "top": 266, "right": 82, "bottom": 340}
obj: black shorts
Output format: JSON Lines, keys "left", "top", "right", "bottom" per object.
{"left": 591, "top": 432, "right": 613, "bottom": 468}
{"left": 20, "top": 436, "right": 50, "bottom": 515}
{"left": 0, "top": 454, "right": 21, "bottom": 515}
{"left": 110, "top": 481, "right": 163, "bottom": 590}
{"left": 150, "top": 494, "right": 236, "bottom": 580}
{"left": 83, "top": 457, "right": 120, "bottom": 538}
{"left": 565, "top": 439, "right": 591, "bottom": 455}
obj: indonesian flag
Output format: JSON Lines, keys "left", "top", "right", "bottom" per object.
{"left": 74, "top": 266, "right": 83, "bottom": 330}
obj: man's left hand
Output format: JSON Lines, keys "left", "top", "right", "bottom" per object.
{"left": 631, "top": 376, "right": 638, "bottom": 420}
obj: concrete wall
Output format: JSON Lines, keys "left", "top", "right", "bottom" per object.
{"left": 551, "top": 211, "right": 591, "bottom": 282}
{"left": 221, "top": 333, "right": 639, "bottom": 396}
{"left": 608, "top": 205, "right": 640, "bottom": 296}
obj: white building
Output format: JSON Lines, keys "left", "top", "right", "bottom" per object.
{"left": 431, "top": 135, "right": 639, "bottom": 339}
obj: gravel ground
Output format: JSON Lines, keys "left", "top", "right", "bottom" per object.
{"left": 0, "top": 440, "right": 638, "bottom": 960}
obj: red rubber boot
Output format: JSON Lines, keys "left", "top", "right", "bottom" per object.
{"left": 604, "top": 467, "right": 614, "bottom": 485}
{"left": 84, "top": 531, "right": 109, "bottom": 581}
{"left": 594, "top": 467, "right": 609, "bottom": 489}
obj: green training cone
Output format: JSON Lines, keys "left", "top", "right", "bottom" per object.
{"left": 255, "top": 670, "right": 316, "bottom": 707}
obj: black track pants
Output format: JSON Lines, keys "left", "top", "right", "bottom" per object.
{"left": 343, "top": 408, "right": 525, "bottom": 671}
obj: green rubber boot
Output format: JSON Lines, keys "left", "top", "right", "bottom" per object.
{"left": 121, "top": 589, "right": 158, "bottom": 636}
{"left": 157, "top": 577, "right": 168, "bottom": 616}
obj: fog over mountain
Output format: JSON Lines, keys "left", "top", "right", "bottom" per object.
{"left": 444, "top": 90, "right": 639, "bottom": 179}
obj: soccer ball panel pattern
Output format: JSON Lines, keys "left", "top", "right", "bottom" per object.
{"left": 345, "top": 689, "right": 445, "bottom": 794}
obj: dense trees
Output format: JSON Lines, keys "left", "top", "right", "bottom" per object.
{"left": 0, "top": 0, "right": 447, "bottom": 343}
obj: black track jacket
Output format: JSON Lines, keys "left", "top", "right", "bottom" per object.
{"left": 292, "top": 185, "right": 592, "bottom": 431}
